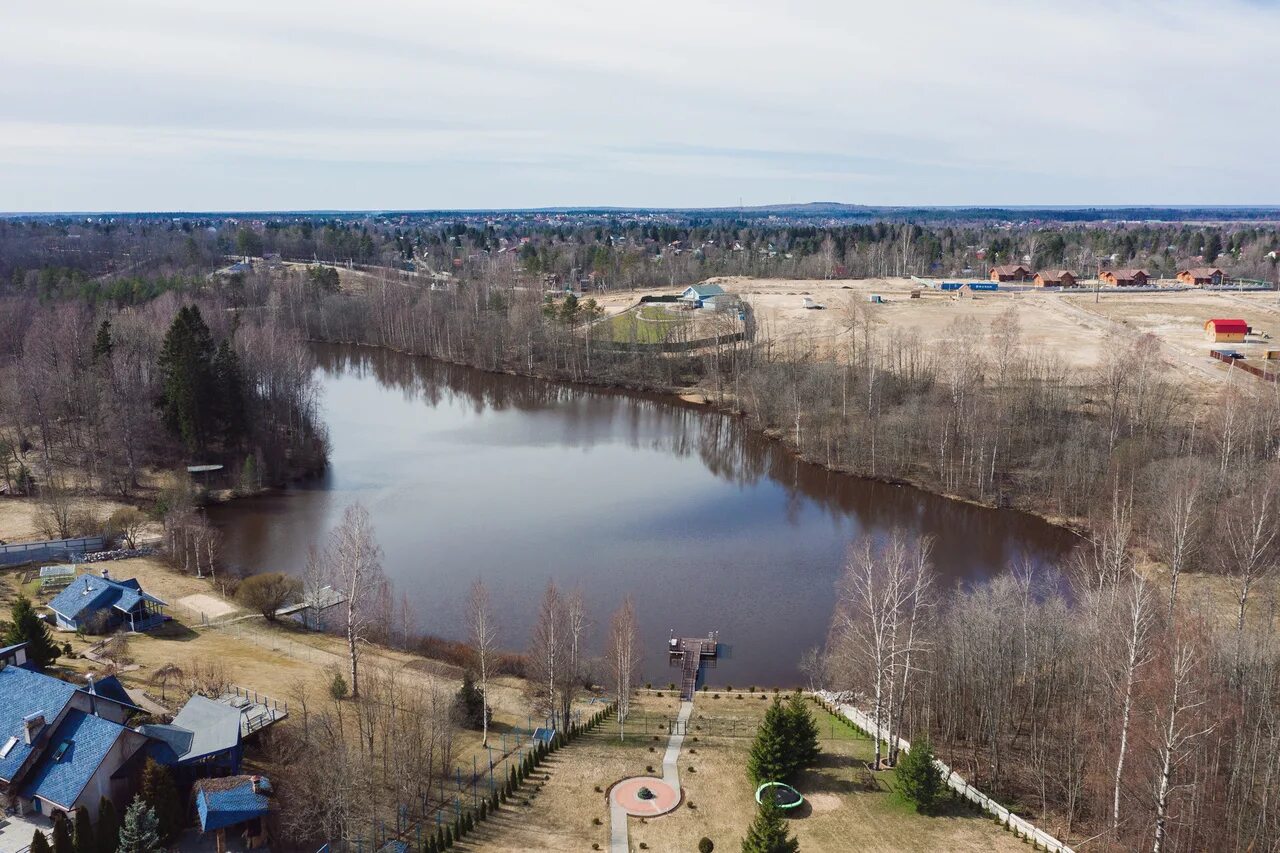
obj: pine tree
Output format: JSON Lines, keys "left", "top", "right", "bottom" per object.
{"left": 3, "top": 595, "right": 59, "bottom": 669}
{"left": 138, "top": 758, "right": 182, "bottom": 841}
{"left": 454, "top": 670, "right": 487, "bottom": 730}
{"left": 747, "top": 698, "right": 792, "bottom": 784}
{"left": 51, "top": 817, "right": 73, "bottom": 853}
{"left": 96, "top": 797, "right": 119, "bottom": 853}
{"left": 30, "top": 829, "right": 52, "bottom": 853}
{"left": 740, "top": 800, "right": 799, "bottom": 853}
{"left": 896, "top": 734, "right": 944, "bottom": 813}
{"left": 72, "top": 806, "right": 94, "bottom": 853}
{"left": 92, "top": 319, "right": 114, "bottom": 364}
{"left": 116, "top": 799, "right": 161, "bottom": 853}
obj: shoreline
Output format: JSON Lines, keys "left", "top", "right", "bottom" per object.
{"left": 305, "top": 337, "right": 1089, "bottom": 541}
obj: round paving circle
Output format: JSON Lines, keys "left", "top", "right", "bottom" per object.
{"left": 611, "top": 776, "right": 681, "bottom": 816}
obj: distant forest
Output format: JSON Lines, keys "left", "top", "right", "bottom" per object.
{"left": 2, "top": 209, "right": 1278, "bottom": 299}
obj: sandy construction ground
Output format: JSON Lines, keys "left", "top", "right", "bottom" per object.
{"left": 603, "top": 276, "right": 1280, "bottom": 394}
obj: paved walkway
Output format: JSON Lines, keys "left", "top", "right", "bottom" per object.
{"left": 608, "top": 700, "right": 694, "bottom": 853}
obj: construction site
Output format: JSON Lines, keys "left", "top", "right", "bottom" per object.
{"left": 588, "top": 275, "right": 1280, "bottom": 392}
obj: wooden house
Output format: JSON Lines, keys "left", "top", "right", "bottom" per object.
{"left": 989, "top": 265, "right": 1033, "bottom": 283}
{"left": 1033, "top": 270, "right": 1078, "bottom": 288}
{"left": 1177, "top": 267, "right": 1225, "bottom": 286}
{"left": 1099, "top": 269, "right": 1150, "bottom": 287}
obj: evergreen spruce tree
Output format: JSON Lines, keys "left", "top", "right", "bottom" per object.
{"left": 116, "top": 799, "right": 161, "bottom": 853}
{"left": 138, "top": 758, "right": 182, "bottom": 841}
{"left": 740, "top": 800, "right": 799, "bottom": 853}
{"left": 454, "top": 671, "right": 486, "bottom": 730}
{"left": 747, "top": 698, "right": 792, "bottom": 784}
{"left": 896, "top": 735, "right": 944, "bottom": 813}
{"left": 781, "top": 694, "right": 820, "bottom": 773}
{"left": 211, "top": 339, "right": 247, "bottom": 447}
{"left": 30, "top": 829, "right": 52, "bottom": 853}
{"left": 51, "top": 817, "right": 73, "bottom": 853}
{"left": 92, "top": 319, "right": 114, "bottom": 364}
{"left": 157, "top": 305, "right": 217, "bottom": 452}
{"left": 3, "top": 595, "right": 59, "bottom": 668}
{"left": 96, "top": 797, "right": 119, "bottom": 853}
{"left": 72, "top": 806, "right": 94, "bottom": 853}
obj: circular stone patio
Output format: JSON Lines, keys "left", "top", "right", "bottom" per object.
{"left": 611, "top": 776, "right": 681, "bottom": 816}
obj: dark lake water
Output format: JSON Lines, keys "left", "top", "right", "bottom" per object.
{"left": 212, "top": 344, "right": 1080, "bottom": 685}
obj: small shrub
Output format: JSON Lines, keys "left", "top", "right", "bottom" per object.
{"left": 667, "top": 683, "right": 675, "bottom": 690}
{"left": 749, "top": 686, "right": 756, "bottom": 693}
{"left": 688, "top": 801, "right": 697, "bottom": 809}
{"left": 736, "top": 695, "right": 743, "bottom": 701}
{"left": 593, "top": 817, "right": 602, "bottom": 826}
{"left": 649, "top": 746, "right": 655, "bottom": 752}
{"left": 656, "top": 692, "right": 663, "bottom": 698}
{"left": 646, "top": 765, "right": 655, "bottom": 773}
{"left": 645, "top": 683, "right": 652, "bottom": 690}
{"left": 726, "top": 685, "right": 733, "bottom": 692}
{"left": 713, "top": 693, "right": 720, "bottom": 699}
{"left": 639, "top": 844, "right": 649, "bottom": 850}
{"left": 698, "top": 838, "right": 714, "bottom": 853}
{"left": 688, "top": 766, "right": 696, "bottom": 773}
{"left": 594, "top": 785, "right": 603, "bottom": 793}
{"left": 592, "top": 845, "right": 600, "bottom": 851}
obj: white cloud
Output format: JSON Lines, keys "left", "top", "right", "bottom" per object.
{"left": 1, "top": 0, "right": 1276, "bottom": 210}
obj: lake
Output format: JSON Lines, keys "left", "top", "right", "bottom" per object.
{"left": 212, "top": 344, "right": 1079, "bottom": 685}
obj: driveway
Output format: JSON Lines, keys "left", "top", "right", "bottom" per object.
{"left": 0, "top": 812, "right": 52, "bottom": 853}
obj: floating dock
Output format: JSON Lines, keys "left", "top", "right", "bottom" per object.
{"left": 668, "top": 631, "right": 719, "bottom": 700}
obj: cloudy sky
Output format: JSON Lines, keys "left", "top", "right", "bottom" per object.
{"left": 3, "top": 0, "right": 1277, "bottom": 211}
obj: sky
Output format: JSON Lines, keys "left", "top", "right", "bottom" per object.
{"left": 3, "top": 0, "right": 1278, "bottom": 211}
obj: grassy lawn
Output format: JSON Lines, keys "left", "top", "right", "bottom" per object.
{"left": 463, "top": 690, "right": 1030, "bottom": 852}
{"left": 605, "top": 305, "right": 689, "bottom": 344}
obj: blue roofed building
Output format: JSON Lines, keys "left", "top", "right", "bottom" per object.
{"left": 0, "top": 663, "right": 146, "bottom": 822}
{"left": 17, "top": 709, "right": 147, "bottom": 821}
{"left": 194, "top": 774, "right": 273, "bottom": 848}
{"left": 46, "top": 568, "right": 166, "bottom": 633}
{"left": 679, "top": 282, "right": 727, "bottom": 308}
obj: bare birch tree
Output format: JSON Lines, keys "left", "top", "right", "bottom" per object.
{"left": 1151, "top": 644, "right": 1210, "bottom": 853}
{"left": 466, "top": 578, "right": 498, "bottom": 747}
{"left": 606, "top": 596, "right": 638, "bottom": 741}
{"left": 529, "top": 581, "right": 565, "bottom": 729}
{"left": 328, "top": 502, "right": 386, "bottom": 699}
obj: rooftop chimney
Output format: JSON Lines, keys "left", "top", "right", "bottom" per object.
{"left": 22, "top": 712, "right": 45, "bottom": 745}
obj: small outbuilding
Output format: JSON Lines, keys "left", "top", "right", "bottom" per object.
{"left": 1099, "top": 269, "right": 1150, "bottom": 287}
{"left": 989, "top": 265, "right": 1033, "bottom": 283}
{"left": 1033, "top": 270, "right": 1078, "bottom": 288}
{"left": 1205, "top": 318, "right": 1250, "bottom": 342}
{"left": 1178, "top": 267, "right": 1225, "bottom": 286}
{"left": 195, "top": 774, "right": 273, "bottom": 850}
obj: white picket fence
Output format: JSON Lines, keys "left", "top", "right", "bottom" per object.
{"left": 813, "top": 691, "right": 1075, "bottom": 853}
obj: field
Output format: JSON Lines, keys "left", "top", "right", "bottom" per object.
{"left": 604, "top": 304, "right": 691, "bottom": 344}
{"left": 592, "top": 277, "right": 1280, "bottom": 394}
{"left": 459, "top": 690, "right": 1028, "bottom": 853}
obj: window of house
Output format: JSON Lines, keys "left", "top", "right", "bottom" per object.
{"left": 0, "top": 735, "right": 17, "bottom": 758}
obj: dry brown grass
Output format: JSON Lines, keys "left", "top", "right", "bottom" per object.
{"left": 461, "top": 690, "right": 1029, "bottom": 853}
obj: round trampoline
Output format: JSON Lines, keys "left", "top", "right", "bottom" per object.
{"left": 755, "top": 782, "right": 804, "bottom": 810}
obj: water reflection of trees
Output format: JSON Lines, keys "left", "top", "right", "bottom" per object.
{"left": 313, "top": 343, "right": 1077, "bottom": 572}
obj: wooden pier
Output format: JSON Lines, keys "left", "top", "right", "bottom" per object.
{"left": 668, "top": 631, "right": 719, "bottom": 700}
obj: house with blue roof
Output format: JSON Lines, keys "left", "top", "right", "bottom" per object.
{"left": 194, "top": 774, "right": 273, "bottom": 848}
{"left": 46, "top": 567, "right": 166, "bottom": 633}
{"left": 0, "top": 663, "right": 147, "bottom": 822}
{"left": 679, "top": 282, "right": 727, "bottom": 308}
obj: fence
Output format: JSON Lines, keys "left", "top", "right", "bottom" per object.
{"left": 0, "top": 536, "right": 106, "bottom": 567}
{"left": 813, "top": 691, "right": 1075, "bottom": 853}
{"left": 590, "top": 330, "right": 746, "bottom": 354}
{"left": 1211, "top": 350, "right": 1278, "bottom": 383}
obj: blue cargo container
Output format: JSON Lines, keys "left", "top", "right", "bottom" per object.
{"left": 967, "top": 282, "right": 999, "bottom": 291}
{"left": 940, "top": 282, "right": 964, "bottom": 291}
